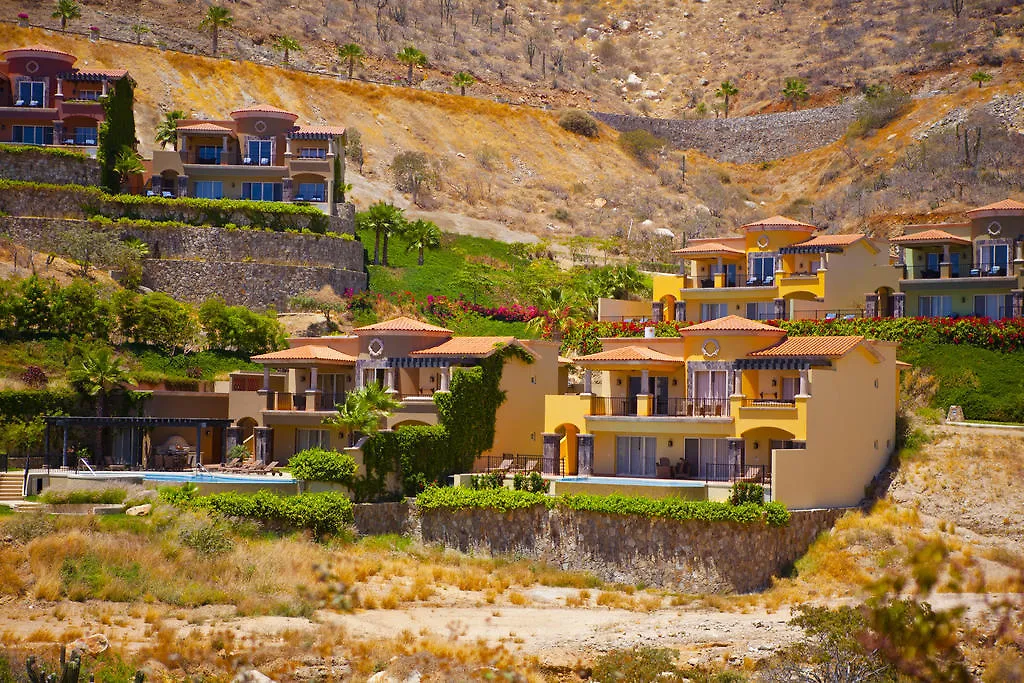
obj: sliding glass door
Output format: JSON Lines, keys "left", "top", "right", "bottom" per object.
{"left": 615, "top": 436, "right": 657, "bottom": 477}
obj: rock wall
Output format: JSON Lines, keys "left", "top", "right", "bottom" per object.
{"left": 0, "top": 148, "right": 100, "bottom": 186}
{"left": 592, "top": 103, "right": 858, "bottom": 164}
{"left": 351, "top": 502, "right": 845, "bottom": 594}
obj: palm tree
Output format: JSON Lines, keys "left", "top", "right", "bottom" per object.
{"left": 324, "top": 383, "right": 403, "bottom": 445}
{"left": 199, "top": 5, "right": 233, "bottom": 57}
{"left": 130, "top": 23, "right": 149, "bottom": 44}
{"left": 273, "top": 35, "right": 302, "bottom": 65}
{"left": 452, "top": 71, "right": 475, "bottom": 96}
{"left": 356, "top": 201, "right": 406, "bottom": 266}
{"left": 69, "top": 347, "right": 133, "bottom": 464}
{"left": 404, "top": 219, "right": 442, "bottom": 265}
{"left": 781, "top": 77, "right": 809, "bottom": 109}
{"left": 970, "top": 71, "right": 993, "bottom": 89}
{"left": 338, "top": 43, "right": 365, "bottom": 79}
{"left": 396, "top": 46, "right": 428, "bottom": 86}
{"left": 52, "top": 0, "right": 81, "bottom": 32}
{"left": 715, "top": 80, "right": 739, "bottom": 118}
{"left": 155, "top": 110, "right": 186, "bottom": 150}
{"left": 113, "top": 147, "right": 144, "bottom": 193}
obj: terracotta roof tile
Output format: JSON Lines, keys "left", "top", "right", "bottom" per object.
{"left": 69, "top": 68, "right": 129, "bottom": 79}
{"left": 671, "top": 241, "right": 745, "bottom": 256}
{"left": 292, "top": 125, "right": 346, "bottom": 137}
{"left": 4, "top": 45, "right": 76, "bottom": 60}
{"left": 682, "top": 315, "right": 786, "bottom": 334}
{"left": 251, "top": 345, "right": 356, "bottom": 363}
{"left": 889, "top": 229, "right": 971, "bottom": 245}
{"left": 748, "top": 336, "right": 865, "bottom": 358}
{"left": 966, "top": 198, "right": 1024, "bottom": 215}
{"left": 230, "top": 104, "right": 297, "bottom": 116}
{"left": 355, "top": 316, "right": 452, "bottom": 333}
{"left": 576, "top": 345, "right": 684, "bottom": 363}
{"left": 177, "top": 122, "right": 234, "bottom": 133}
{"left": 741, "top": 215, "right": 816, "bottom": 231}
{"left": 792, "top": 233, "right": 866, "bottom": 248}
{"left": 409, "top": 336, "right": 522, "bottom": 357}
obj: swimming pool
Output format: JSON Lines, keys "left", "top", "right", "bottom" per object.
{"left": 143, "top": 471, "right": 294, "bottom": 485}
{"left": 557, "top": 476, "right": 705, "bottom": 488}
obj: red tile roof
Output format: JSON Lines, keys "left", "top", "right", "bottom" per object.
{"left": 741, "top": 215, "right": 816, "bottom": 231}
{"left": 71, "top": 68, "right": 129, "bottom": 79}
{"left": 3, "top": 45, "right": 76, "bottom": 60}
{"left": 576, "top": 345, "right": 684, "bottom": 363}
{"left": 177, "top": 122, "right": 233, "bottom": 133}
{"left": 410, "top": 336, "right": 524, "bottom": 357}
{"left": 251, "top": 345, "right": 356, "bottom": 363}
{"left": 748, "top": 336, "right": 865, "bottom": 358}
{"left": 355, "top": 316, "right": 452, "bottom": 333}
{"left": 293, "top": 125, "right": 347, "bottom": 136}
{"left": 682, "top": 316, "right": 786, "bottom": 334}
{"left": 889, "top": 229, "right": 971, "bottom": 246}
{"left": 671, "top": 241, "right": 745, "bottom": 256}
{"left": 791, "top": 233, "right": 866, "bottom": 248}
{"left": 230, "top": 104, "right": 297, "bottom": 116}
{"left": 966, "top": 198, "right": 1024, "bottom": 216}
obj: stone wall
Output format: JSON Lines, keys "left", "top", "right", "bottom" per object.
{"left": 351, "top": 502, "right": 844, "bottom": 594}
{"left": 143, "top": 260, "right": 366, "bottom": 309}
{"left": 592, "top": 102, "right": 858, "bottom": 164}
{"left": 0, "top": 147, "right": 100, "bottom": 186}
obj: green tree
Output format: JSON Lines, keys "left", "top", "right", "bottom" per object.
{"left": 155, "top": 110, "right": 185, "bottom": 150}
{"left": 97, "top": 77, "right": 136, "bottom": 194}
{"left": 782, "top": 77, "right": 810, "bottom": 109}
{"left": 451, "top": 260, "right": 497, "bottom": 304}
{"left": 970, "top": 70, "right": 992, "bottom": 88}
{"left": 69, "top": 347, "right": 132, "bottom": 420}
{"left": 273, "top": 35, "right": 302, "bottom": 65}
{"left": 389, "top": 150, "right": 438, "bottom": 205}
{"left": 404, "top": 219, "right": 442, "bottom": 265}
{"left": 617, "top": 129, "right": 665, "bottom": 168}
{"left": 288, "top": 287, "right": 346, "bottom": 324}
{"left": 199, "top": 5, "right": 233, "bottom": 57}
{"left": 113, "top": 147, "right": 144, "bottom": 192}
{"left": 324, "top": 383, "right": 402, "bottom": 445}
{"left": 357, "top": 201, "right": 407, "bottom": 266}
{"left": 715, "top": 80, "right": 739, "bottom": 118}
{"left": 55, "top": 224, "right": 135, "bottom": 278}
{"left": 130, "top": 23, "right": 149, "bottom": 44}
{"left": 337, "top": 43, "right": 365, "bottom": 79}
{"left": 452, "top": 71, "right": 475, "bottom": 95}
{"left": 128, "top": 292, "right": 200, "bottom": 356}
{"left": 396, "top": 46, "right": 428, "bottom": 85}
{"left": 345, "top": 127, "right": 364, "bottom": 173}
{"left": 52, "top": 0, "right": 81, "bottom": 32}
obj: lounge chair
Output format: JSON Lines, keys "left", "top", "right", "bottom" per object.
{"left": 737, "top": 466, "right": 764, "bottom": 484}
{"left": 519, "top": 460, "right": 539, "bottom": 473}
{"left": 207, "top": 458, "right": 240, "bottom": 472}
{"left": 488, "top": 458, "right": 513, "bottom": 474}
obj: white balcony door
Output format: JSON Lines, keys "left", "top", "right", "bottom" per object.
{"left": 615, "top": 436, "right": 656, "bottom": 477}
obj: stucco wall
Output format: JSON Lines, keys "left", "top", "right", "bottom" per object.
{"left": 0, "top": 148, "right": 100, "bottom": 186}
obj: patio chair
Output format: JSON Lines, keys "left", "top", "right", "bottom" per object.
{"left": 14, "top": 99, "right": 24, "bottom": 107}
{"left": 260, "top": 158, "right": 270, "bottom": 166}
{"left": 161, "top": 191, "right": 174, "bottom": 198}
{"left": 737, "top": 466, "right": 764, "bottom": 484}
{"left": 824, "top": 312, "right": 837, "bottom": 321}
{"left": 250, "top": 460, "right": 279, "bottom": 475}
{"left": 243, "top": 157, "right": 252, "bottom": 165}
{"left": 488, "top": 458, "right": 513, "bottom": 474}
{"left": 656, "top": 457, "right": 672, "bottom": 479}
{"left": 762, "top": 275, "right": 774, "bottom": 286}
{"left": 207, "top": 458, "right": 240, "bottom": 472}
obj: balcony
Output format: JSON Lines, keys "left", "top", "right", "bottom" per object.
{"left": 262, "top": 391, "right": 347, "bottom": 412}
{"left": 288, "top": 157, "right": 332, "bottom": 175}
{"left": 900, "top": 262, "right": 1015, "bottom": 282}
{"left": 589, "top": 396, "right": 731, "bottom": 417}
{"left": 58, "top": 100, "right": 103, "bottom": 118}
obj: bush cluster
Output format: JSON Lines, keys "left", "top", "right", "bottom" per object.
{"left": 39, "top": 488, "right": 127, "bottom": 505}
{"left": 850, "top": 84, "right": 911, "bottom": 137}
{"left": 0, "top": 145, "right": 89, "bottom": 161}
{"left": 729, "top": 482, "right": 765, "bottom": 505}
{"left": 557, "top": 109, "right": 600, "bottom": 138}
{"left": 513, "top": 471, "right": 548, "bottom": 493}
{"left": 416, "top": 487, "right": 791, "bottom": 526}
{"left": 468, "top": 472, "right": 504, "bottom": 490}
{"left": 289, "top": 448, "right": 357, "bottom": 485}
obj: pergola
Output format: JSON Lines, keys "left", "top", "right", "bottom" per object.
{"left": 43, "top": 416, "right": 233, "bottom": 470}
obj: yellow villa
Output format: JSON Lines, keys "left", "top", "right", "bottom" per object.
{"left": 544, "top": 316, "right": 901, "bottom": 509}
{"left": 226, "top": 317, "right": 563, "bottom": 468}
{"left": 644, "top": 216, "right": 898, "bottom": 323}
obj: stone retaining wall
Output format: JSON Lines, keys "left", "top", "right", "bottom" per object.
{"left": 0, "top": 147, "right": 100, "bottom": 186}
{"left": 351, "top": 502, "right": 845, "bottom": 594}
{"left": 592, "top": 103, "right": 858, "bottom": 164}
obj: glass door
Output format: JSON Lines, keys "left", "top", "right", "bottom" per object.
{"left": 615, "top": 436, "right": 656, "bottom": 477}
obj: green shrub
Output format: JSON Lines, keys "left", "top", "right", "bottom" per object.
{"left": 729, "top": 482, "right": 764, "bottom": 506}
{"left": 290, "top": 448, "right": 357, "bottom": 485}
{"left": 591, "top": 647, "right": 681, "bottom": 683}
{"left": 513, "top": 471, "right": 548, "bottom": 493}
{"left": 850, "top": 84, "right": 911, "bottom": 137}
{"left": 558, "top": 109, "right": 600, "bottom": 137}
{"left": 40, "top": 488, "right": 127, "bottom": 505}
{"left": 178, "top": 515, "right": 235, "bottom": 555}
{"left": 0, "top": 144, "right": 89, "bottom": 161}
{"left": 469, "top": 472, "right": 504, "bottom": 490}
{"left": 617, "top": 129, "right": 665, "bottom": 167}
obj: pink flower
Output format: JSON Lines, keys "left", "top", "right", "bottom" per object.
{"left": 18, "top": 13, "right": 29, "bottom": 19}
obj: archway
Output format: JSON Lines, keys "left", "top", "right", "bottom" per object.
{"left": 740, "top": 426, "right": 798, "bottom": 471}
{"left": 659, "top": 294, "right": 677, "bottom": 321}
{"left": 784, "top": 290, "right": 820, "bottom": 321}
{"left": 159, "top": 170, "right": 180, "bottom": 197}
{"left": 236, "top": 417, "right": 258, "bottom": 456}
{"left": 554, "top": 423, "right": 580, "bottom": 475}
{"left": 875, "top": 286, "right": 895, "bottom": 318}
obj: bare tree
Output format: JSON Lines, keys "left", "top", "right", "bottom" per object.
{"left": 950, "top": 0, "right": 965, "bottom": 19}
{"left": 375, "top": 0, "right": 390, "bottom": 41}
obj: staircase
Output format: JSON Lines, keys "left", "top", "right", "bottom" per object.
{"left": 0, "top": 472, "right": 24, "bottom": 501}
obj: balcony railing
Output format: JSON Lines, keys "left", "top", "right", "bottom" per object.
{"left": 318, "top": 392, "right": 346, "bottom": 411}
{"left": 667, "top": 397, "right": 731, "bottom": 417}
{"left": 902, "top": 262, "right": 1014, "bottom": 280}
{"left": 590, "top": 397, "right": 633, "bottom": 416}
{"left": 484, "top": 454, "right": 564, "bottom": 476}
{"left": 699, "top": 463, "right": 770, "bottom": 484}
{"left": 794, "top": 308, "right": 864, "bottom": 321}
{"left": 741, "top": 398, "right": 796, "bottom": 408}
{"left": 589, "top": 396, "right": 731, "bottom": 417}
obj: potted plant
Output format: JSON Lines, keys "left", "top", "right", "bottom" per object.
{"left": 89, "top": 25, "right": 99, "bottom": 41}
{"left": 17, "top": 12, "right": 29, "bottom": 27}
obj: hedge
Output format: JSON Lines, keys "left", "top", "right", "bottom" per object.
{"left": 289, "top": 448, "right": 357, "bottom": 484}
{"left": 415, "top": 487, "right": 791, "bottom": 526}
{"left": 0, "top": 145, "right": 90, "bottom": 161}
{"left": 0, "top": 389, "right": 81, "bottom": 421}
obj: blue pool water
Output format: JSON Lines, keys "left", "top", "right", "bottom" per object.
{"left": 143, "top": 472, "right": 293, "bottom": 485}
{"left": 557, "top": 476, "right": 706, "bottom": 487}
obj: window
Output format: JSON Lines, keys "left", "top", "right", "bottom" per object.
{"left": 12, "top": 125, "right": 53, "bottom": 145}
{"left": 749, "top": 253, "right": 776, "bottom": 284}
{"left": 247, "top": 138, "right": 273, "bottom": 164}
{"left": 974, "top": 294, "right": 1010, "bottom": 319}
{"left": 745, "top": 302, "right": 774, "bottom": 321}
{"left": 700, "top": 303, "right": 729, "bottom": 321}
{"left": 73, "top": 127, "right": 98, "bottom": 145}
{"left": 296, "top": 429, "right": 331, "bottom": 452}
{"left": 615, "top": 436, "right": 657, "bottom": 477}
{"left": 193, "top": 181, "right": 223, "bottom": 199}
{"left": 781, "top": 377, "right": 799, "bottom": 401}
{"left": 977, "top": 242, "right": 1010, "bottom": 275}
{"left": 196, "top": 146, "right": 222, "bottom": 164}
{"left": 242, "top": 182, "right": 283, "bottom": 202}
{"left": 298, "top": 147, "right": 327, "bottom": 158}
{"left": 683, "top": 438, "right": 736, "bottom": 481}
{"left": 76, "top": 90, "right": 101, "bottom": 101}
{"left": 17, "top": 80, "right": 45, "bottom": 107}
{"left": 296, "top": 182, "right": 325, "bottom": 201}
{"left": 918, "top": 295, "right": 952, "bottom": 317}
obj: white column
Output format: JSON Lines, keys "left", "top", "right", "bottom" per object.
{"left": 385, "top": 368, "right": 396, "bottom": 393}
{"left": 262, "top": 366, "right": 270, "bottom": 392}
{"left": 101, "top": 79, "right": 108, "bottom": 96}
{"left": 733, "top": 371, "right": 742, "bottom": 396}
{"left": 222, "top": 135, "right": 228, "bottom": 154}
{"left": 798, "top": 368, "right": 810, "bottom": 397}
{"left": 285, "top": 137, "right": 293, "bottom": 157}
{"left": 439, "top": 367, "right": 450, "bottom": 392}
{"left": 56, "top": 78, "right": 63, "bottom": 97}
{"left": 583, "top": 369, "right": 592, "bottom": 394}
{"left": 309, "top": 366, "right": 318, "bottom": 392}
{"left": 943, "top": 244, "right": 951, "bottom": 263}
{"left": 640, "top": 369, "right": 649, "bottom": 393}
{"left": 820, "top": 252, "right": 829, "bottom": 271}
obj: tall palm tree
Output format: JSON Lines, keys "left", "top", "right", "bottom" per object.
{"left": 396, "top": 46, "right": 427, "bottom": 86}
{"left": 715, "top": 80, "right": 739, "bottom": 118}
{"left": 69, "top": 348, "right": 133, "bottom": 465}
{"left": 781, "top": 77, "right": 809, "bottom": 110}
{"left": 273, "top": 35, "right": 302, "bottom": 65}
{"left": 324, "top": 383, "right": 403, "bottom": 445}
{"left": 356, "top": 201, "right": 406, "bottom": 266}
{"left": 404, "top": 219, "right": 441, "bottom": 265}
{"left": 52, "top": 0, "right": 82, "bottom": 32}
{"left": 113, "top": 147, "right": 145, "bottom": 193}
{"left": 199, "top": 5, "right": 233, "bottom": 57}
{"left": 338, "top": 43, "right": 365, "bottom": 79}
{"left": 155, "top": 110, "right": 186, "bottom": 150}
{"left": 452, "top": 71, "right": 475, "bottom": 96}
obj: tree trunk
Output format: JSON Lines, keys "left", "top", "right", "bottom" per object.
{"left": 373, "top": 229, "right": 381, "bottom": 264}
{"left": 348, "top": 59, "right": 355, "bottom": 78}
{"left": 284, "top": 49, "right": 290, "bottom": 65}
{"left": 419, "top": 245, "right": 425, "bottom": 265}
{"left": 408, "top": 63, "right": 414, "bottom": 84}
{"left": 212, "top": 28, "right": 219, "bottom": 56}
{"left": 62, "top": 17, "right": 67, "bottom": 31}
{"left": 460, "top": 85, "right": 466, "bottom": 95}
{"left": 382, "top": 231, "right": 390, "bottom": 266}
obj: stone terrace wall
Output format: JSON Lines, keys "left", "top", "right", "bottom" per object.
{"left": 0, "top": 147, "right": 100, "bottom": 186}
{"left": 354, "top": 502, "right": 844, "bottom": 594}
{"left": 353, "top": 502, "right": 418, "bottom": 537}
{"left": 593, "top": 102, "right": 858, "bottom": 164}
